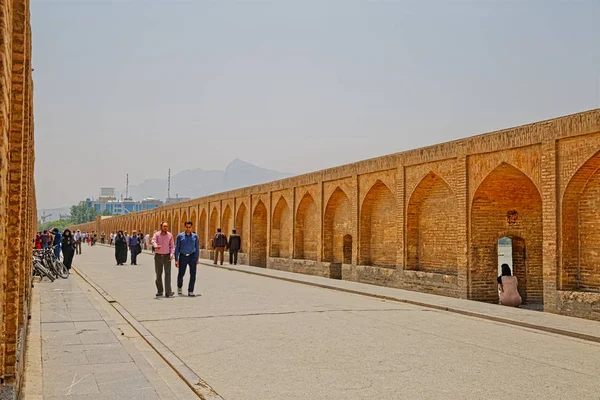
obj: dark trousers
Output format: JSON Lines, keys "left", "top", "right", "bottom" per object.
{"left": 214, "top": 247, "right": 225, "bottom": 264}
{"left": 177, "top": 254, "right": 197, "bottom": 293}
{"left": 131, "top": 248, "right": 138, "bottom": 264}
{"left": 229, "top": 249, "right": 239, "bottom": 265}
{"left": 63, "top": 249, "right": 75, "bottom": 269}
{"left": 154, "top": 254, "right": 172, "bottom": 295}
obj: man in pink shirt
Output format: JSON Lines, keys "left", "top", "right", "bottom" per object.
{"left": 151, "top": 222, "right": 175, "bottom": 297}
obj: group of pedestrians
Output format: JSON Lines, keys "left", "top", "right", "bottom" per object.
{"left": 211, "top": 228, "right": 241, "bottom": 265}
{"left": 107, "top": 221, "right": 242, "bottom": 299}
{"left": 33, "top": 227, "right": 78, "bottom": 271}
{"left": 113, "top": 230, "right": 146, "bottom": 266}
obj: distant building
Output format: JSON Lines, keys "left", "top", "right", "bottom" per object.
{"left": 80, "top": 188, "right": 163, "bottom": 215}
{"left": 165, "top": 195, "right": 191, "bottom": 205}
{"left": 99, "top": 187, "right": 117, "bottom": 202}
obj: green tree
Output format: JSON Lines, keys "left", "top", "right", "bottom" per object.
{"left": 38, "top": 219, "right": 71, "bottom": 233}
{"left": 102, "top": 208, "right": 112, "bottom": 216}
{"left": 69, "top": 203, "right": 98, "bottom": 224}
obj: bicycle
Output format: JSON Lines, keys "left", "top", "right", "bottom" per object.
{"left": 33, "top": 246, "right": 68, "bottom": 279}
{"left": 33, "top": 253, "right": 55, "bottom": 281}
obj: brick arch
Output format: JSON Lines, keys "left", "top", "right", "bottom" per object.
{"left": 209, "top": 208, "right": 219, "bottom": 247}
{"left": 236, "top": 202, "right": 248, "bottom": 252}
{"left": 181, "top": 211, "right": 188, "bottom": 231}
{"left": 470, "top": 162, "right": 542, "bottom": 303}
{"left": 295, "top": 193, "right": 318, "bottom": 261}
{"left": 324, "top": 187, "right": 352, "bottom": 263}
{"left": 167, "top": 212, "right": 172, "bottom": 233}
{"left": 407, "top": 172, "right": 457, "bottom": 274}
{"left": 561, "top": 149, "right": 600, "bottom": 291}
{"left": 199, "top": 209, "right": 207, "bottom": 249}
{"left": 173, "top": 212, "right": 180, "bottom": 234}
{"left": 222, "top": 205, "right": 233, "bottom": 238}
{"left": 359, "top": 180, "right": 396, "bottom": 267}
{"left": 251, "top": 200, "right": 268, "bottom": 267}
{"left": 271, "top": 196, "right": 291, "bottom": 258}
{"left": 190, "top": 210, "right": 197, "bottom": 233}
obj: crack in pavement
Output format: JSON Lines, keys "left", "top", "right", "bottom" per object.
{"left": 138, "top": 307, "right": 431, "bottom": 322}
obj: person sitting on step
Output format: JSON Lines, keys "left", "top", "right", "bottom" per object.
{"left": 497, "top": 263, "right": 522, "bottom": 307}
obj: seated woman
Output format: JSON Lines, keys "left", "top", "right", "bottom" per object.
{"left": 497, "top": 264, "right": 522, "bottom": 307}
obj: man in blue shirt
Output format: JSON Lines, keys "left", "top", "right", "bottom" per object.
{"left": 175, "top": 221, "right": 200, "bottom": 297}
{"left": 128, "top": 230, "right": 140, "bottom": 265}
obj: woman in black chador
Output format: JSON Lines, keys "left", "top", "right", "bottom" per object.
{"left": 114, "top": 230, "right": 128, "bottom": 265}
{"left": 61, "top": 229, "right": 76, "bottom": 270}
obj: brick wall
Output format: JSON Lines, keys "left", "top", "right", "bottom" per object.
{"left": 70, "top": 109, "right": 600, "bottom": 321}
{"left": 271, "top": 196, "right": 292, "bottom": 258}
{"left": 0, "top": 0, "right": 35, "bottom": 397}
{"left": 294, "top": 193, "right": 318, "bottom": 261}
{"left": 250, "top": 201, "right": 268, "bottom": 267}
{"left": 323, "top": 187, "right": 352, "bottom": 264}
{"left": 406, "top": 172, "right": 458, "bottom": 275}
{"left": 470, "top": 163, "right": 543, "bottom": 303}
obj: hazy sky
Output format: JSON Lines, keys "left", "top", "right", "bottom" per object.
{"left": 32, "top": 0, "right": 600, "bottom": 209}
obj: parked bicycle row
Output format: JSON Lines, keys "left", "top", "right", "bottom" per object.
{"left": 32, "top": 228, "right": 79, "bottom": 282}
{"left": 32, "top": 246, "right": 69, "bottom": 282}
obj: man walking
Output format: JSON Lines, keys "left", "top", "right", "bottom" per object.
{"left": 128, "top": 229, "right": 140, "bottom": 265}
{"left": 75, "top": 230, "right": 82, "bottom": 255}
{"left": 212, "top": 228, "right": 227, "bottom": 265}
{"left": 227, "top": 229, "right": 241, "bottom": 265}
{"left": 152, "top": 222, "right": 174, "bottom": 297}
{"left": 175, "top": 221, "right": 199, "bottom": 297}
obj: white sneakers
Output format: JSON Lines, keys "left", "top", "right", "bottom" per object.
{"left": 177, "top": 288, "right": 198, "bottom": 297}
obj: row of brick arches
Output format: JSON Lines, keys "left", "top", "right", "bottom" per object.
{"left": 85, "top": 148, "right": 600, "bottom": 308}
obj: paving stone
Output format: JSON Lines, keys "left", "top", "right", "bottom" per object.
{"left": 32, "top": 275, "right": 196, "bottom": 399}
{"left": 78, "top": 332, "right": 119, "bottom": 345}
{"left": 84, "top": 345, "right": 133, "bottom": 365}
{"left": 42, "top": 365, "right": 100, "bottom": 396}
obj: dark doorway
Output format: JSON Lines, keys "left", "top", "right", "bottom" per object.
{"left": 343, "top": 235, "right": 352, "bottom": 265}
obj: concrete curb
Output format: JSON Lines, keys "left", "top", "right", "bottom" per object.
{"left": 198, "top": 261, "right": 600, "bottom": 345}
{"left": 73, "top": 267, "right": 223, "bottom": 400}
{"left": 21, "top": 278, "right": 43, "bottom": 400}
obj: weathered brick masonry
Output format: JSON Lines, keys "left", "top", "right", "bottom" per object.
{"left": 73, "top": 109, "right": 600, "bottom": 321}
{"left": 0, "top": 0, "right": 35, "bottom": 398}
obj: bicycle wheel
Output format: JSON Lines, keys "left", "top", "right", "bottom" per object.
{"left": 42, "top": 258, "right": 59, "bottom": 280}
{"left": 55, "top": 260, "right": 69, "bottom": 279}
{"left": 34, "top": 261, "right": 54, "bottom": 282}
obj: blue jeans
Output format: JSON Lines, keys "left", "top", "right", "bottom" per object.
{"left": 177, "top": 254, "right": 197, "bottom": 293}
{"left": 131, "top": 248, "right": 138, "bottom": 264}
{"left": 54, "top": 245, "right": 61, "bottom": 261}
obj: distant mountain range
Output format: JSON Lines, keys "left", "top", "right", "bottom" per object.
{"left": 121, "top": 159, "right": 293, "bottom": 201}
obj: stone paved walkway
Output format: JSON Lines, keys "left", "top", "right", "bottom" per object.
{"left": 23, "top": 269, "right": 198, "bottom": 400}
{"left": 67, "top": 246, "right": 600, "bottom": 400}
